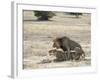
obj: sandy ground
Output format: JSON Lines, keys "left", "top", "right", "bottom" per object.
{"left": 23, "top": 11, "right": 91, "bottom": 69}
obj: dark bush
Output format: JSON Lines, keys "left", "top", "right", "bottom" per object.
{"left": 34, "top": 11, "right": 55, "bottom": 20}
{"left": 69, "top": 12, "right": 82, "bottom": 18}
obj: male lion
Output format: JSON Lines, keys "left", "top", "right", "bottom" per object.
{"left": 53, "top": 36, "right": 85, "bottom": 60}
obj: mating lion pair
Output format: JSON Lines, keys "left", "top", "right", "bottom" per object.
{"left": 49, "top": 36, "right": 85, "bottom": 61}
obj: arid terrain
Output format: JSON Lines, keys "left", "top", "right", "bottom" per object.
{"left": 23, "top": 11, "right": 91, "bottom": 69}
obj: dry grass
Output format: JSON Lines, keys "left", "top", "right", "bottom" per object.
{"left": 23, "top": 11, "right": 91, "bottom": 69}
